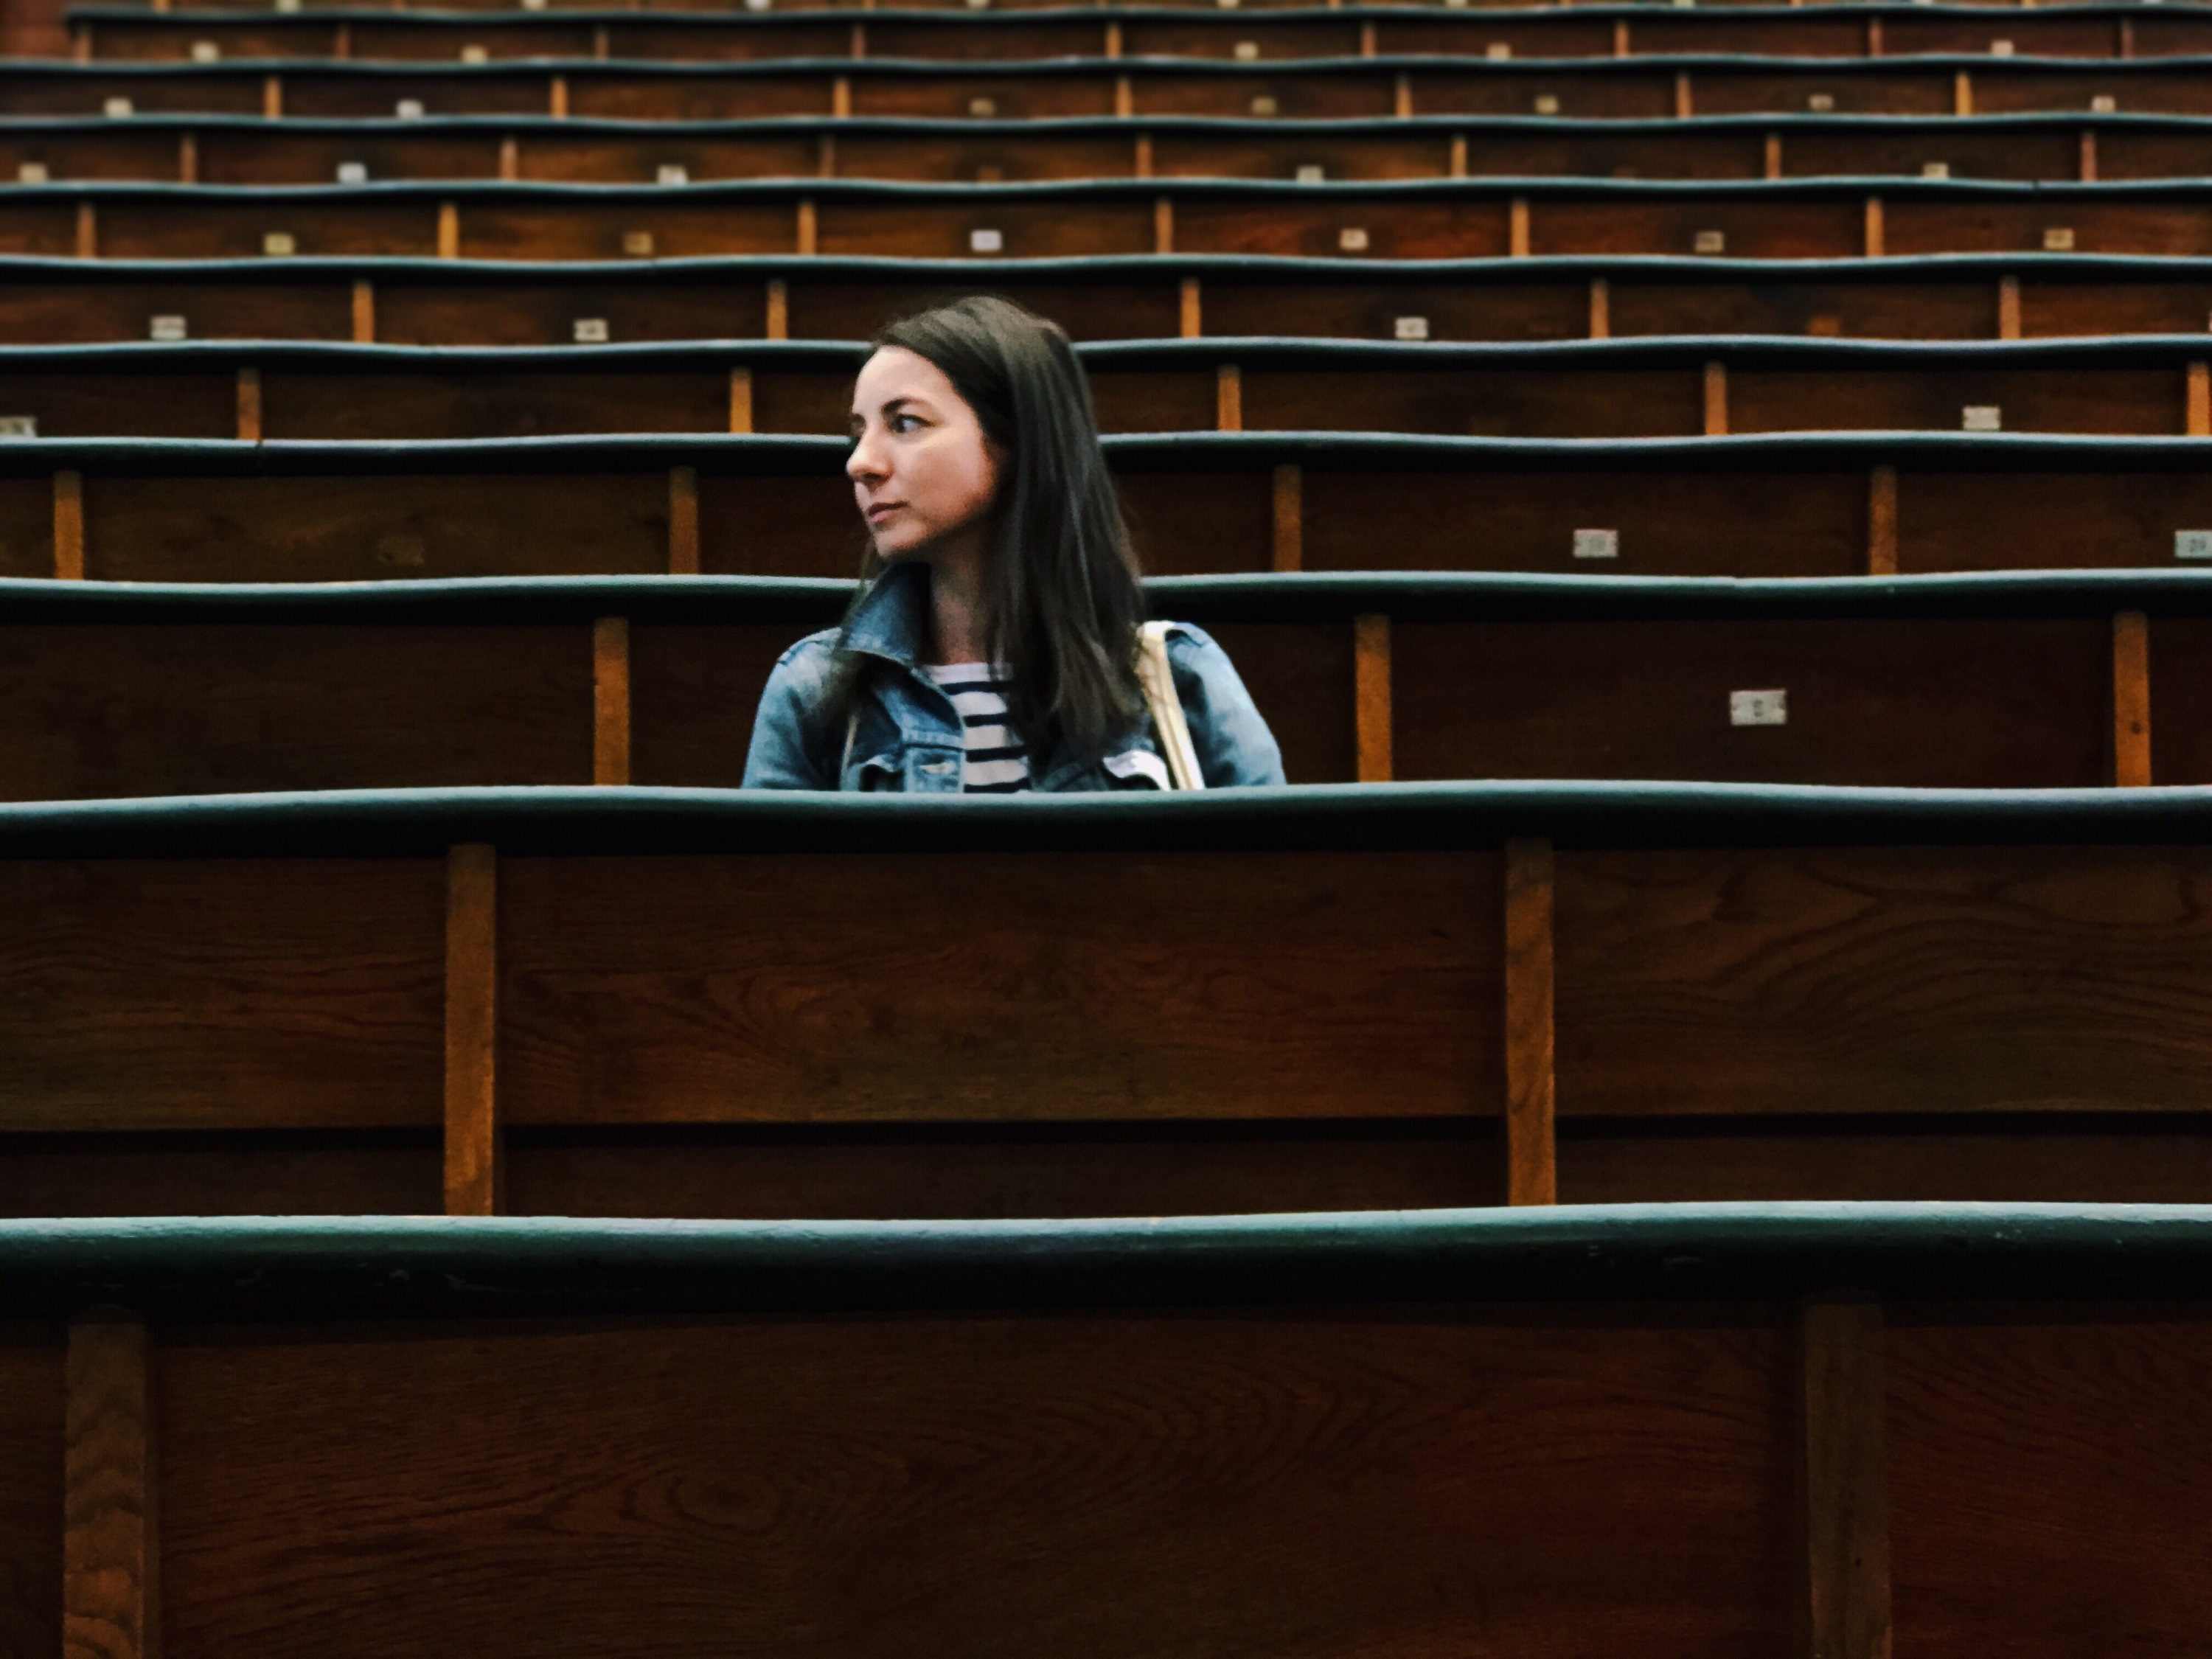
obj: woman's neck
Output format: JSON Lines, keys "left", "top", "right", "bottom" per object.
{"left": 924, "top": 541, "right": 992, "bottom": 665}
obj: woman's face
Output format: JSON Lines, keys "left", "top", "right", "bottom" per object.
{"left": 846, "top": 346, "right": 1002, "bottom": 562}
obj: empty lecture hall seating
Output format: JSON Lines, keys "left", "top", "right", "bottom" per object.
{"left": 4, "top": 0, "right": 2212, "bottom": 1650}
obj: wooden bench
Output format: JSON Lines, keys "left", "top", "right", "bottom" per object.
{"left": 11, "top": 55, "right": 2212, "bottom": 122}
{"left": 7, "top": 787, "right": 2212, "bottom": 1213}
{"left": 3, "top": 335, "right": 2208, "bottom": 439}
{"left": 6, "top": 249, "right": 2211, "bottom": 343}
{"left": 32, "top": 175, "right": 2212, "bottom": 261}
{"left": 21, "top": 1208, "right": 2212, "bottom": 1655}
{"left": 0, "top": 566, "right": 2194, "bottom": 796}
{"left": 10, "top": 109, "right": 2201, "bottom": 187}
{"left": 63, "top": 1, "right": 2202, "bottom": 66}
{"left": 7, "top": 429, "right": 2212, "bottom": 581}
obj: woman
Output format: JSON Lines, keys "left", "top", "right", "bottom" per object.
{"left": 742, "top": 296, "right": 1284, "bottom": 793}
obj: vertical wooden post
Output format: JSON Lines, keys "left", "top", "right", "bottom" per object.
{"left": 2078, "top": 130, "right": 2097, "bottom": 182}
{"left": 2186, "top": 360, "right": 2208, "bottom": 437}
{"left": 1587, "top": 276, "right": 1610, "bottom": 339}
{"left": 1353, "top": 613, "right": 1391, "bottom": 782}
{"left": 1358, "top": 20, "right": 1377, "bottom": 55}
{"left": 1153, "top": 195, "right": 1174, "bottom": 254}
{"left": 1270, "top": 463, "right": 1301, "bottom": 573}
{"left": 1867, "top": 465, "right": 1898, "bottom": 577}
{"left": 350, "top": 279, "right": 375, "bottom": 343}
{"left": 436, "top": 201, "right": 459, "bottom": 257}
{"left": 1703, "top": 361, "right": 1728, "bottom": 436}
{"left": 443, "top": 844, "right": 499, "bottom": 1218}
{"left": 765, "top": 279, "right": 790, "bottom": 340}
{"left": 1764, "top": 132, "right": 1783, "bottom": 178}
{"left": 1178, "top": 276, "right": 1202, "bottom": 338}
{"left": 546, "top": 74, "right": 567, "bottom": 117}
{"left": 1508, "top": 196, "right": 1530, "bottom": 257}
{"left": 75, "top": 203, "right": 97, "bottom": 259}
{"left": 669, "top": 466, "right": 700, "bottom": 574}
{"left": 65, "top": 1312, "right": 157, "bottom": 1659}
{"left": 1952, "top": 70, "right": 1973, "bottom": 115}
{"left": 1801, "top": 1296, "right": 1891, "bottom": 1659}
{"left": 796, "top": 198, "right": 818, "bottom": 254}
{"left": 1113, "top": 74, "right": 1133, "bottom": 117}
{"left": 832, "top": 75, "right": 852, "bottom": 118}
{"left": 1449, "top": 133, "right": 1467, "bottom": 177}
{"left": 817, "top": 133, "right": 837, "bottom": 178}
{"left": 234, "top": 367, "right": 261, "bottom": 442}
{"left": 261, "top": 73, "right": 282, "bottom": 117}
{"left": 1997, "top": 274, "right": 2021, "bottom": 340}
{"left": 1612, "top": 16, "right": 1630, "bottom": 55}
{"left": 1864, "top": 15, "right": 1882, "bottom": 55}
{"left": 1863, "top": 195, "right": 1884, "bottom": 257}
{"left": 728, "top": 366, "right": 754, "bottom": 434}
{"left": 1394, "top": 74, "right": 1413, "bottom": 118}
{"left": 1503, "top": 838, "right": 1557, "bottom": 1207}
{"left": 1104, "top": 19, "right": 1121, "bottom": 57}
{"left": 176, "top": 132, "right": 197, "bottom": 184}
{"left": 1673, "top": 72, "right": 1692, "bottom": 116}
{"left": 498, "top": 136, "right": 518, "bottom": 181}
{"left": 54, "top": 470, "right": 85, "bottom": 581}
{"left": 2112, "top": 609, "right": 2151, "bottom": 788}
{"left": 594, "top": 617, "right": 632, "bottom": 787}
{"left": 1214, "top": 363, "right": 1242, "bottom": 432}
{"left": 1133, "top": 133, "right": 1152, "bottom": 178}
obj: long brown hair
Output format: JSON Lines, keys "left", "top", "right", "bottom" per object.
{"left": 826, "top": 295, "right": 1147, "bottom": 765}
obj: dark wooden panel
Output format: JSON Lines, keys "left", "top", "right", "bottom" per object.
{"left": 1532, "top": 198, "right": 1864, "bottom": 260}
{"left": 1391, "top": 618, "right": 2110, "bottom": 787}
{"left": 93, "top": 200, "right": 445, "bottom": 260}
{"left": 848, "top": 74, "right": 1119, "bottom": 120}
{"left": 784, "top": 279, "right": 1180, "bottom": 342}
{"left": 1088, "top": 367, "right": 1216, "bottom": 434}
{"left": 196, "top": 131, "right": 506, "bottom": 187}
{"left": 566, "top": 74, "right": 829, "bottom": 121}
{"left": 1888, "top": 1318, "right": 2212, "bottom": 1658}
{"left": 498, "top": 849, "right": 1503, "bottom": 1123}
{"left": 1200, "top": 619, "right": 1354, "bottom": 784}
{"left": 277, "top": 72, "right": 550, "bottom": 119}
{"left": 0, "top": 279, "right": 354, "bottom": 344}
{"left": 1888, "top": 198, "right": 2212, "bottom": 258}
{"left": 697, "top": 473, "right": 858, "bottom": 577}
{"left": 1610, "top": 279, "right": 1999, "bottom": 341}
{"left": 1557, "top": 846, "right": 2212, "bottom": 1119}
{"left": 832, "top": 131, "right": 1138, "bottom": 184}
{"left": 0, "top": 1332, "right": 61, "bottom": 1659}
{"left": 518, "top": 133, "right": 824, "bottom": 184}
{"left": 0, "top": 859, "right": 442, "bottom": 1131}
{"left": 1133, "top": 72, "right": 1398, "bottom": 119}
{"left": 0, "top": 625, "right": 593, "bottom": 799}
{"left": 1780, "top": 127, "right": 2077, "bottom": 184}
{"left": 2019, "top": 280, "right": 2212, "bottom": 337}
{"left": 1728, "top": 368, "right": 2183, "bottom": 436}
{"left": 1116, "top": 468, "right": 1271, "bottom": 574}
{"left": 0, "top": 371, "right": 233, "bottom": 439}
{"left": 1304, "top": 470, "right": 1865, "bottom": 577}
{"left": 817, "top": 198, "right": 1155, "bottom": 260}
{"left": 1148, "top": 132, "right": 1455, "bottom": 184}
{"left": 262, "top": 370, "right": 731, "bottom": 439}
{"left": 1559, "top": 1116, "right": 2212, "bottom": 1203}
{"left": 1407, "top": 70, "right": 1676, "bottom": 119}
{"left": 0, "top": 477, "right": 50, "bottom": 578}
{"left": 1242, "top": 366, "right": 1703, "bottom": 437}
{"left": 375, "top": 281, "right": 769, "bottom": 346}
{"left": 456, "top": 201, "right": 797, "bottom": 260}
{"left": 156, "top": 1312, "right": 1788, "bottom": 1659}
{"left": 2149, "top": 617, "right": 2212, "bottom": 786}
{"left": 1200, "top": 279, "right": 1587, "bottom": 342}
{"left": 85, "top": 474, "right": 668, "bottom": 581}
{"left": 0, "top": 1130, "right": 441, "bottom": 1216}
{"left": 505, "top": 1119, "right": 1504, "bottom": 1217}
{"left": 629, "top": 621, "right": 804, "bottom": 787}
{"left": 1898, "top": 473, "right": 2212, "bottom": 572}
{"left": 0, "top": 130, "right": 187, "bottom": 184}
{"left": 1688, "top": 70, "right": 1955, "bottom": 118}
{"left": 1175, "top": 198, "right": 1512, "bottom": 259}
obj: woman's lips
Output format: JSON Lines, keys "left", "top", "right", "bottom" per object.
{"left": 864, "top": 501, "right": 902, "bottom": 525}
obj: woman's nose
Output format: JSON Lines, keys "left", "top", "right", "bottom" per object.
{"left": 846, "top": 427, "right": 888, "bottom": 484}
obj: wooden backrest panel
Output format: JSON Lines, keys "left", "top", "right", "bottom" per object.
{"left": 1557, "top": 844, "right": 2212, "bottom": 1119}
{"left": 0, "top": 859, "right": 443, "bottom": 1131}
{"left": 0, "top": 1334, "right": 59, "bottom": 1659}
{"left": 497, "top": 849, "right": 1504, "bottom": 1124}
{"left": 150, "top": 1310, "right": 1787, "bottom": 1659}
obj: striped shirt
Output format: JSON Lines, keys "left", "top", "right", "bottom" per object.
{"left": 923, "top": 663, "right": 1032, "bottom": 793}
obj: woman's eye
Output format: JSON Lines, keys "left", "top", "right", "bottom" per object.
{"left": 890, "top": 413, "right": 922, "bottom": 434}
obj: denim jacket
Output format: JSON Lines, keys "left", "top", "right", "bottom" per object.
{"left": 742, "top": 561, "right": 1286, "bottom": 792}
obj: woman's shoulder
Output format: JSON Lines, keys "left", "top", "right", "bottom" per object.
{"left": 767, "top": 627, "right": 845, "bottom": 682}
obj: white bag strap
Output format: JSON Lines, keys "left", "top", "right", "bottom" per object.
{"left": 1136, "top": 621, "right": 1206, "bottom": 792}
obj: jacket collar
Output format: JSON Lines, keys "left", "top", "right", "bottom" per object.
{"left": 838, "top": 559, "right": 933, "bottom": 669}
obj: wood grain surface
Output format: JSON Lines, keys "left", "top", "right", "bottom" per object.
{"left": 0, "top": 625, "right": 594, "bottom": 799}
{"left": 1556, "top": 846, "right": 2212, "bottom": 1119}
{"left": 1392, "top": 618, "right": 2108, "bottom": 787}
{"left": 0, "top": 860, "right": 443, "bottom": 1131}
{"left": 1800, "top": 1298, "right": 1890, "bottom": 1659}
{"left": 498, "top": 850, "right": 1502, "bottom": 1124}
{"left": 1888, "top": 1315, "right": 2212, "bottom": 1657}
{"left": 154, "top": 1311, "right": 1789, "bottom": 1659}
{"left": 0, "top": 1330, "right": 63, "bottom": 1659}
{"left": 64, "top": 1315, "right": 154, "bottom": 1659}
{"left": 0, "top": 1132, "right": 440, "bottom": 1217}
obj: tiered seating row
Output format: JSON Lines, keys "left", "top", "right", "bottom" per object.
{"left": 1, "top": 569, "right": 2197, "bottom": 796}
{"left": 22, "top": 1209, "right": 2211, "bottom": 1658}
{"left": 13, "top": 111, "right": 2209, "bottom": 185}
{"left": 12, "top": 55, "right": 2212, "bottom": 119}
{"left": 7, "top": 787, "right": 2212, "bottom": 1219}
{"left": 8, "top": 251, "right": 2211, "bottom": 341}
{"left": 4, "top": 335, "right": 2207, "bottom": 437}
{"left": 27, "top": 176, "right": 2212, "bottom": 261}
{"left": 3, "top": 431, "right": 2211, "bottom": 582}
{"left": 64, "top": 3, "right": 2212, "bottom": 64}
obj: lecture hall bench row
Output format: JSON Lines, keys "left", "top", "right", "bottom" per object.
{"left": 8, "top": 429, "right": 2212, "bottom": 580}
{"left": 12, "top": 55, "right": 2212, "bottom": 120}
{"left": 10, "top": 787, "right": 2212, "bottom": 1220}
{"left": 15, "top": 111, "right": 2212, "bottom": 187}
{"left": 29, "top": 176, "right": 2212, "bottom": 261}
{"left": 8, "top": 251, "right": 2212, "bottom": 343}
{"left": 0, "top": 568, "right": 2194, "bottom": 799}
{"left": 60, "top": 1, "right": 2209, "bottom": 66}
{"left": 5, "top": 335, "right": 2209, "bottom": 439}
